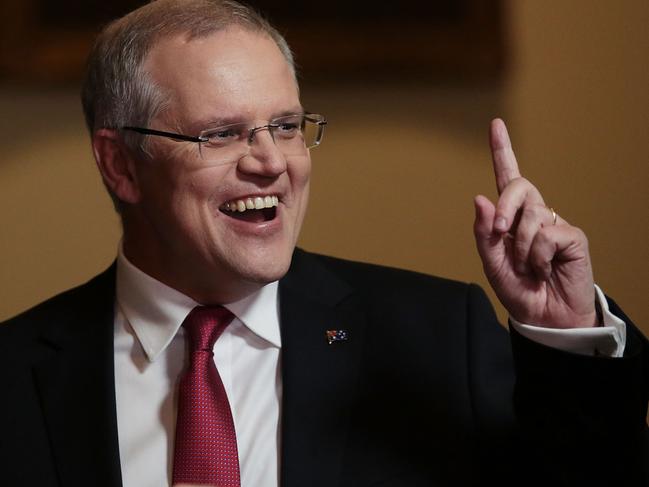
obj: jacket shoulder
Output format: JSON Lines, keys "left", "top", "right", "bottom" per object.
{"left": 293, "top": 248, "right": 477, "bottom": 304}
{"left": 0, "top": 264, "right": 116, "bottom": 346}
{"left": 288, "top": 249, "right": 502, "bottom": 334}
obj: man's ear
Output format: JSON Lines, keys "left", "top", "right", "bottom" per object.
{"left": 92, "top": 128, "right": 142, "bottom": 204}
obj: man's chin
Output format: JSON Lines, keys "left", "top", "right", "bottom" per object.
{"left": 240, "top": 257, "right": 292, "bottom": 285}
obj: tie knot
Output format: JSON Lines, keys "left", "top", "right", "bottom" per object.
{"left": 182, "top": 306, "right": 234, "bottom": 352}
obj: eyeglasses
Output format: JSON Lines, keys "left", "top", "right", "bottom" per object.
{"left": 122, "top": 113, "right": 327, "bottom": 165}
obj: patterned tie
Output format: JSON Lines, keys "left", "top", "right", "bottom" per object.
{"left": 172, "top": 306, "right": 241, "bottom": 486}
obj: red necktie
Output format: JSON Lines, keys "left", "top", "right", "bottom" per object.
{"left": 172, "top": 306, "right": 241, "bottom": 486}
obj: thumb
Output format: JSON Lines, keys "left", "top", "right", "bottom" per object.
{"left": 473, "top": 195, "right": 503, "bottom": 271}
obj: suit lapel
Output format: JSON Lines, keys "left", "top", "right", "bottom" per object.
{"left": 28, "top": 252, "right": 364, "bottom": 487}
{"left": 33, "top": 266, "right": 123, "bottom": 487}
{"left": 279, "top": 250, "right": 367, "bottom": 487}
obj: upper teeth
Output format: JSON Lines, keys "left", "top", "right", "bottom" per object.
{"left": 222, "top": 195, "right": 279, "bottom": 212}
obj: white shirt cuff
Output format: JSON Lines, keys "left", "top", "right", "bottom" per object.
{"left": 510, "top": 285, "right": 626, "bottom": 357}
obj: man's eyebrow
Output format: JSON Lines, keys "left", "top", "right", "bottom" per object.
{"left": 273, "top": 107, "right": 305, "bottom": 118}
{"left": 194, "top": 107, "right": 305, "bottom": 130}
{"left": 195, "top": 116, "right": 244, "bottom": 130}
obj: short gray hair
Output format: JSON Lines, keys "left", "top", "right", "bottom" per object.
{"left": 81, "top": 0, "right": 296, "bottom": 155}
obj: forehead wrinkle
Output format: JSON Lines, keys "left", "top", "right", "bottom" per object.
{"left": 144, "top": 28, "right": 300, "bottom": 132}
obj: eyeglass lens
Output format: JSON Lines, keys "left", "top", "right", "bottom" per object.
{"left": 198, "top": 114, "right": 325, "bottom": 164}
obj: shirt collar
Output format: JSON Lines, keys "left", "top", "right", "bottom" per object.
{"left": 115, "top": 245, "right": 281, "bottom": 362}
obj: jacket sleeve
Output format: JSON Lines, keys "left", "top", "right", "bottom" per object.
{"left": 509, "top": 296, "right": 649, "bottom": 486}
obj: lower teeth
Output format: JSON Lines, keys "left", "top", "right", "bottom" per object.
{"left": 222, "top": 207, "right": 276, "bottom": 222}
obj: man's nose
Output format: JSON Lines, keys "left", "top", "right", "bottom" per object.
{"left": 246, "top": 124, "right": 276, "bottom": 144}
{"left": 237, "top": 128, "right": 287, "bottom": 177}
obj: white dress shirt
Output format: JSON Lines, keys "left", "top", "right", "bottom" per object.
{"left": 114, "top": 249, "right": 282, "bottom": 487}
{"left": 512, "top": 285, "right": 626, "bottom": 357}
{"left": 112, "top": 247, "right": 626, "bottom": 487}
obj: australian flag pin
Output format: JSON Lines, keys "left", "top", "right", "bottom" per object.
{"left": 326, "top": 329, "right": 349, "bottom": 345}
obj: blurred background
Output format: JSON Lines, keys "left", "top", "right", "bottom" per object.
{"left": 1, "top": 0, "right": 648, "bottom": 336}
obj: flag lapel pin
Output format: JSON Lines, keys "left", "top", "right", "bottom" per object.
{"left": 326, "top": 329, "right": 349, "bottom": 345}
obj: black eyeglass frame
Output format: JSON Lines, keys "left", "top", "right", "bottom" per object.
{"left": 121, "top": 113, "right": 327, "bottom": 147}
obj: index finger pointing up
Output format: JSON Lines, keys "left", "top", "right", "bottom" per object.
{"left": 490, "top": 118, "right": 522, "bottom": 195}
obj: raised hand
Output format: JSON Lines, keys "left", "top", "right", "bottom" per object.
{"left": 473, "top": 119, "right": 597, "bottom": 328}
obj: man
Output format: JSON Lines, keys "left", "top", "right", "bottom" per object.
{"left": 0, "top": 1, "right": 647, "bottom": 486}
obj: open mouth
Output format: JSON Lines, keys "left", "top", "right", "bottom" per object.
{"left": 220, "top": 195, "right": 279, "bottom": 223}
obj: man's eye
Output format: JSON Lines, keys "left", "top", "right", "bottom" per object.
{"left": 275, "top": 122, "right": 299, "bottom": 137}
{"left": 204, "top": 127, "right": 243, "bottom": 145}
{"left": 279, "top": 123, "right": 298, "bottom": 130}
{"left": 211, "top": 129, "right": 236, "bottom": 139}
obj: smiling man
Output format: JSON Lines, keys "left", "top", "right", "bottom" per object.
{"left": 0, "top": 1, "right": 647, "bottom": 487}
{"left": 91, "top": 14, "right": 312, "bottom": 305}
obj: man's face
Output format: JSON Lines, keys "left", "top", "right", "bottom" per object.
{"left": 125, "top": 27, "right": 310, "bottom": 302}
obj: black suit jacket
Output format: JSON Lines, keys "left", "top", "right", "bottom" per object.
{"left": 1, "top": 249, "right": 647, "bottom": 486}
